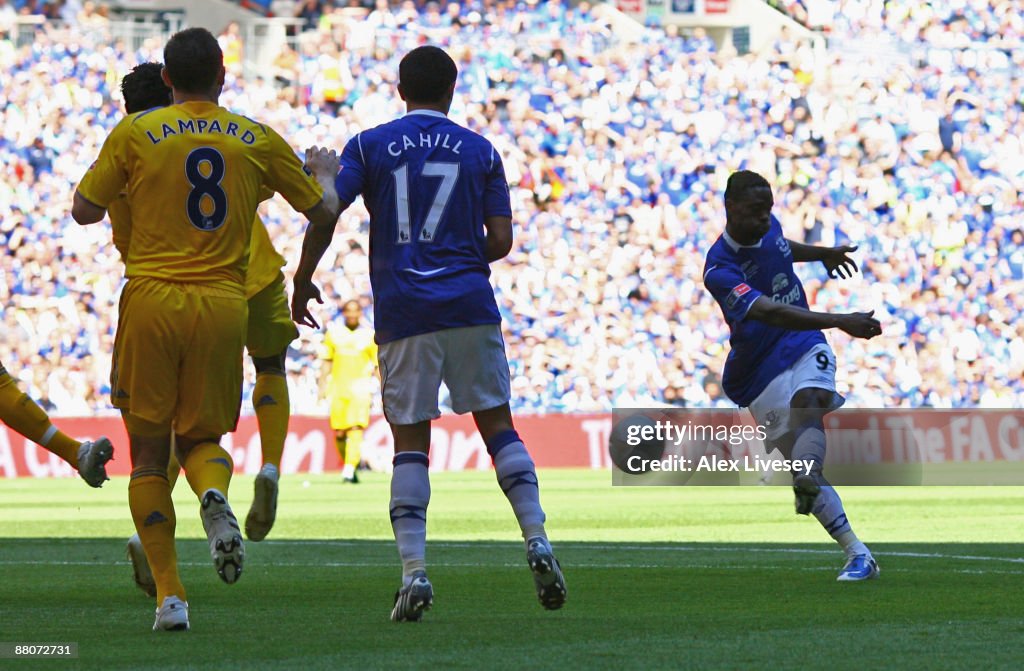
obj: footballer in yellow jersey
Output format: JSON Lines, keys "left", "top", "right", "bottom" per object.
{"left": 110, "top": 64, "right": 297, "bottom": 603}
{"left": 0, "top": 361, "right": 114, "bottom": 487}
{"left": 320, "top": 300, "right": 377, "bottom": 483}
{"left": 71, "top": 29, "right": 339, "bottom": 632}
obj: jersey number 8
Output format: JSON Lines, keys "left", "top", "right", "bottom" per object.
{"left": 185, "top": 147, "right": 228, "bottom": 231}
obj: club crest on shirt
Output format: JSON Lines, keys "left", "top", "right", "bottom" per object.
{"left": 776, "top": 236, "right": 791, "bottom": 256}
{"left": 771, "top": 273, "right": 789, "bottom": 293}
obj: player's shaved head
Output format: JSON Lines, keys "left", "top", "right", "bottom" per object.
{"left": 121, "top": 62, "right": 171, "bottom": 114}
{"left": 725, "top": 170, "right": 772, "bottom": 206}
{"left": 163, "top": 27, "right": 223, "bottom": 95}
{"left": 398, "top": 46, "right": 458, "bottom": 104}
{"left": 724, "top": 170, "right": 774, "bottom": 244}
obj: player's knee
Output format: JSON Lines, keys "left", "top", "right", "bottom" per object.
{"left": 790, "top": 387, "right": 833, "bottom": 411}
{"left": 173, "top": 434, "right": 220, "bottom": 463}
{"left": 472, "top": 403, "right": 515, "bottom": 440}
{"left": 252, "top": 351, "right": 287, "bottom": 376}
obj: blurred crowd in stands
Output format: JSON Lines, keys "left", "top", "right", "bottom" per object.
{"left": 0, "top": 0, "right": 1021, "bottom": 417}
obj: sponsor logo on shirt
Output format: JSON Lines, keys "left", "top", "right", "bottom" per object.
{"left": 772, "top": 284, "right": 803, "bottom": 305}
{"left": 726, "top": 283, "right": 752, "bottom": 309}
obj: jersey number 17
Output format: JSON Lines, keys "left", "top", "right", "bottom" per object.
{"left": 391, "top": 161, "right": 460, "bottom": 244}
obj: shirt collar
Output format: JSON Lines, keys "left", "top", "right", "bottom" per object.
{"left": 723, "top": 229, "right": 764, "bottom": 252}
{"left": 404, "top": 109, "right": 448, "bottom": 119}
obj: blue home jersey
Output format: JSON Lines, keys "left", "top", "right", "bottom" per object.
{"left": 703, "top": 215, "right": 825, "bottom": 406}
{"left": 335, "top": 110, "right": 512, "bottom": 344}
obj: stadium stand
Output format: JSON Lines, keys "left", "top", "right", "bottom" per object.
{"left": 0, "top": 0, "right": 1021, "bottom": 417}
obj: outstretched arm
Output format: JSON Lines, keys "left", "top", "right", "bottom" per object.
{"left": 788, "top": 240, "right": 859, "bottom": 279}
{"left": 292, "top": 147, "right": 344, "bottom": 330}
{"left": 746, "top": 296, "right": 881, "bottom": 339}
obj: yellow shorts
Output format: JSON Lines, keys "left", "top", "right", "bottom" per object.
{"left": 112, "top": 277, "right": 247, "bottom": 438}
{"left": 246, "top": 273, "right": 298, "bottom": 359}
{"left": 330, "top": 393, "right": 371, "bottom": 431}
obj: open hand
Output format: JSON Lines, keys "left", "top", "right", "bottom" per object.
{"left": 291, "top": 278, "right": 324, "bottom": 329}
{"left": 822, "top": 244, "right": 859, "bottom": 279}
{"left": 839, "top": 310, "right": 882, "bottom": 339}
{"left": 304, "top": 146, "right": 339, "bottom": 182}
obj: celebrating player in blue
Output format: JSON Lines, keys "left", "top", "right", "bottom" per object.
{"left": 293, "top": 45, "right": 566, "bottom": 620}
{"left": 703, "top": 170, "right": 883, "bottom": 581}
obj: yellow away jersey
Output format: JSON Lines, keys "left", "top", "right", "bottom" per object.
{"left": 108, "top": 194, "right": 130, "bottom": 263}
{"left": 246, "top": 215, "right": 286, "bottom": 299}
{"left": 110, "top": 181, "right": 286, "bottom": 297}
{"left": 78, "top": 101, "right": 322, "bottom": 290}
{"left": 322, "top": 325, "right": 377, "bottom": 396}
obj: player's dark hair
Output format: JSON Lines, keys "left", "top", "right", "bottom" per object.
{"left": 163, "top": 27, "right": 223, "bottom": 94}
{"left": 121, "top": 62, "right": 171, "bottom": 114}
{"left": 398, "top": 46, "right": 458, "bottom": 103}
{"left": 342, "top": 299, "right": 360, "bottom": 311}
{"left": 724, "top": 170, "right": 772, "bottom": 205}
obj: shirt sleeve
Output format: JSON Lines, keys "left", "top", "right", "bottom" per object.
{"left": 319, "top": 332, "right": 335, "bottom": 361}
{"left": 483, "top": 143, "right": 513, "bottom": 218}
{"left": 704, "top": 262, "right": 763, "bottom": 324}
{"left": 335, "top": 134, "right": 366, "bottom": 207}
{"left": 261, "top": 125, "right": 324, "bottom": 213}
{"left": 76, "top": 118, "right": 131, "bottom": 208}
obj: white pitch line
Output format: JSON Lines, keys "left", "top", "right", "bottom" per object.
{"left": 8, "top": 539, "right": 1024, "bottom": 565}
{"left": 8, "top": 538, "right": 1024, "bottom": 565}
{"left": 252, "top": 539, "right": 1024, "bottom": 565}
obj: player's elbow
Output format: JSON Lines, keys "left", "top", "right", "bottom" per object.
{"left": 71, "top": 191, "right": 105, "bottom": 225}
{"left": 488, "top": 231, "right": 513, "bottom": 261}
{"left": 305, "top": 200, "right": 340, "bottom": 232}
{"left": 484, "top": 216, "right": 513, "bottom": 261}
{"left": 745, "top": 297, "right": 785, "bottom": 327}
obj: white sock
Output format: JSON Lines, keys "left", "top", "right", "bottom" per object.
{"left": 487, "top": 430, "right": 546, "bottom": 543}
{"left": 341, "top": 463, "right": 355, "bottom": 479}
{"left": 791, "top": 426, "right": 827, "bottom": 466}
{"left": 812, "top": 485, "right": 869, "bottom": 558}
{"left": 389, "top": 453, "right": 430, "bottom": 584}
{"left": 793, "top": 425, "right": 869, "bottom": 558}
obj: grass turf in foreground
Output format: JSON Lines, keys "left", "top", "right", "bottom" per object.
{"left": 0, "top": 470, "right": 1022, "bottom": 670}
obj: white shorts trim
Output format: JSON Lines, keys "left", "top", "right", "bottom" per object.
{"left": 377, "top": 324, "right": 512, "bottom": 425}
{"left": 747, "top": 343, "right": 845, "bottom": 441}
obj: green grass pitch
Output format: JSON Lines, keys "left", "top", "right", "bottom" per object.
{"left": 2, "top": 470, "right": 1023, "bottom": 670}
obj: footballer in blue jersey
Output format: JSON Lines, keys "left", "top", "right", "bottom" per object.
{"left": 703, "top": 170, "right": 883, "bottom": 582}
{"left": 329, "top": 101, "right": 510, "bottom": 344}
{"left": 704, "top": 213, "right": 827, "bottom": 408}
{"left": 293, "top": 46, "right": 565, "bottom": 620}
